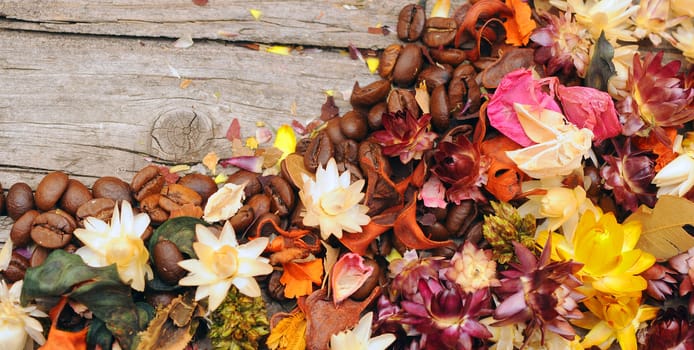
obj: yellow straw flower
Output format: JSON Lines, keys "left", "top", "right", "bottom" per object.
{"left": 0, "top": 280, "right": 47, "bottom": 350}
{"left": 543, "top": 210, "right": 655, "bottom": 295}
{"left": 74, "top": 200, "right": 153, "bottom": 291}
{"left": 551, "top": 0, "right": 638, "bottom": 43}
{"left": 574, "top": 292, "right": 658, "bottom": 350}
{"left": 178, "top": 222, "right": 272, "bottom": 312}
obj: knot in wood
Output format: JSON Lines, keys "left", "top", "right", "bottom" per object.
{"left": 150, "top": 108, "right": 214, "bottom": 162}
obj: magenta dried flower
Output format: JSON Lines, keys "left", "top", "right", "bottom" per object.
{"left": 600, "top": 138, "right": 657, "bottom": 212}
{"left": 643, "top": 307, "right": 694, "bottom": 350}
{"left": 399, "top": 278, "right": 493, "bottom": 350}
{"left": 492, "top": 240, "right": 584, "bottom": 345}
{"left": 431, "top": 135, "right": 487, "bottom": 204}
{"left": 371, "top": 111, "right": 438, "bottom": 164}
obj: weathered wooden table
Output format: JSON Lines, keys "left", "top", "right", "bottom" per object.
{"left": 0, "top": 0, "right": 417, "bottom": 236}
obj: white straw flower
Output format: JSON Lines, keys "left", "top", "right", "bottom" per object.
{"left": 0, "top": 280, "right": 47, "bottom": 350}
{"left": 299, "top": 158, "right": 370, "bottom": 240}
{"left": 74, "top": 201, "right": 153, "bottom": 291}
{"left": 177, "top": 222, "right": 272, "bottom": 312}
{"left": 330, "top": 312, "right": 396, "bottom": 350}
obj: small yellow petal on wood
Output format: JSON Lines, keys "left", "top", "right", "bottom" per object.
{"left": 266, "top": 45, "right": 292, "bottom": 56}
{"left": 169, "top": 164, "right": 190, "bottom": 173}
{"left": 246, "top": 137, "right": 259, "bottom": 149}
{"left": 430, "top": 0, "right": 450, "bottom": 17}
{"left": 179, "top": 79, "right": 193, "bottom": 89}
{"left": 250, "top": 9, "right": 262, "bottom": 20}
{"left": 365, "top": 56, "right": 379, "bottom": 74}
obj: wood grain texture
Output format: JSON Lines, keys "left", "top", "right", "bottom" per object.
{"left": 0, "top": 29, "right": 383, "bottom": 189}
{"left": 0, "top": 0, "right": 403, "bottom": 49}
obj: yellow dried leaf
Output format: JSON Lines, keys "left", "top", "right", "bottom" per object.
{"left": 365, "top": 56, "right": 379, "bottom": 74}
{"left": 266, "top": 45, "right": 292, "bottom": 56}
{"left": 202, "top": 151, "right": 219, "bottom": 175}
{"left": 250, "top": 8, "right": 262, "bottom": 20}
{"left": 267, "top": 312, "right": 307, "bottom": 350}
{"left": 169, "top": 164, "right": 190, "bottom": 173}
{"left": 213, "top": 173, "right": 228, "bottom": 184}
{"left": 627, "top": 195, "right": 694, "bottom": 260}
{"left": 246, "top": 137, "right": 259, "bottom": 150}
{"left": 431, "top": 0, "right": 450, "bottom": 17}
{"left": 179, "top": 79, "right": 193, "bottom": 89}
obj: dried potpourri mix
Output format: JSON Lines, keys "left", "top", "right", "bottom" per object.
{"left": 3, "top": 0, "right": 694, "bottom": 349}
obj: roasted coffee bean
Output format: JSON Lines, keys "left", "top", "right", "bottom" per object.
{"left": 367, "top": 102, "right": 387, "bottom": 130}
{"left": 0, "top": 182, "right": 5, "bottom": 216}
{"left": 268, "top": 270, "right": 286, "bottom": 301}
{"left": 350, "top": 79, "right": 391, "bottom": 108}
{"left": 429, "top": 206, "right": 449, "bottom": 222}
{"left": 392, "top": 44, "right": 423, "bottom": 87}
{"left": 339, "top": 110, "right": 368, "bottom": 141}
{"left": 35, "top": 171, "right": 69, "bottom": 211}
{"left": 178, "top": 173, "right": 218, "bottom": 204}
{"left": 10, "top": 209, "right": 40, "bottom": 247}
{"left": 427, "top": 222, "right": 451, "bottom": 241}
{"left": 2, "top": 252, "right": 30, "bottom": 283}
{"left": 146, "top": 292, "right": 178, "bottom": 309}
{"left": 448, "top": 64, "right": 481, "bottom": 115}
{"left": 334, "top": 139, "right": 359, "bottom": 164}
{"left": 153, "top": 239, "right": 188, "bottom": 285}
{"left": 336, "top": 161, "right": 364, "bottom": 183}
{"left": 76, "top": 197, "right": 116, "bottom": 224}
{"left": 325, "top": 118, "right": 347, "bottom": 145}
{"left": 247, "top": 193, "right": 272, "bottom": 218}
{"left": 264, "top": 176, "right": 295, "bottom": 217}
{"left": 131, "top": 165, "right": 165, "bottom": 202}
{"left": 430, "top": 84, "right": 451, "bottom": 131}
{"left": 430, "top": 48, "right": 468, "bottom": 66}
{"left": 358, "top": 141, "right": 392, "bottom": 175}
{"left": 6, "top": 182, "right": 35, "bottom": 220}
{"left": 387, "top": 88, "right": 419, "bottom": 115}
{"left": 466, "top": 221, "right": 484, "bottom": 243}
{"left": 140, "top": 194, "right": 169, "bottom": 225}
{"left": 31, "top": 210, "right": 76, "bottom": 249}
{"left": 304, "top": 131, "right": 334, "bottom": 172}
{"left": 229, "top": 205, "right": 254, "bottom": 233}
{"left": 159, "top": 184, "right": 202, "bottom": 212}
{"left": 422, "top": 17, "right": 458, "bottom": 47}
{"left": 226, "top": 170, "right": 263, "bottom": 198}
{"left": 59, "top": 179, "right": 93, "bottom": 216}
{"left": 350, "top": 258, "right": 382, "bottom": 301}
{"left": 445, "top": 200, "right": 476, "bottom": 236}
{"left": 417, "top": 64, "right": 453, "bottom": 92}
{"left": 30, "top": 246, "right": 50, "bottom": 267}
{"left": 397, "top": 4, "right": 425, "bottom": 42}
{"left": 295, "top": 138, "right": 312, "bottom": 155}
{"left": 378, "top": 44, "right": 402, "bottom": 79}
{"left": 92, "top": 176, "right": 133, "bottom": 203}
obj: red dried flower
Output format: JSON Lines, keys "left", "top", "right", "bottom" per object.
{"left": 431, "top": 136, "right": 487, "bottom": 204}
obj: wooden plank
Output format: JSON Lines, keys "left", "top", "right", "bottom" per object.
{"left": 0, "top": 29, "right": 383, "bottom": 189}
{"left": 0, "top": 0, "right": 405, "bottom": 49}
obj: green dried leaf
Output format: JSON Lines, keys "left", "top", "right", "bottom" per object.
{"left": 584, "top": 31, "right": 616, "bottom": 91}
{"left": 148, "top": 216, "right": 207, "bottom": 259}
{"left": 21, "top": 250, "right": 147, "bottom": 350}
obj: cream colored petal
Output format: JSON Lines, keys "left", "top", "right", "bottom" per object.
{"left": 319, "top": 217, "right": 343, "bottom": 240}
{"left": 83, "top": 217, "right": 109, "bottom": 234}
{"left": 0, "top": 239, "right": 13, "bottom": 271}
{"left": 236, "top": 258, "right": 273, "bottom": 277}
{"left": 218, "top": 221, "right": 239, "bottom": 247}
{"left": 119, "top": 201, "right": 134, "bottom": 235}
{"left": 23, "top": 317, "right": 46, "bottom": 345}
{"left": 330, "top": 330, "right": 352, "bottom": 350}
{"left": 75, "top": 246, "right": 108, "bottom": 267}
{"left": 232, "top": 276, "right": 261, "bottom": 297}
{"left": 132, "top": 213, "right": 151, "bottom": 238}
{"left": 8, "top": 279, "right": 23, "bottom": 301}
{"left": 205, "top": 280, "right": 233, "bottom": 312}
{"left": 0, "top": 325, "right": 28, "bottom": 350}
{"left": 338, "top": 170, "right": 352, "bottom": 188}
{"left": 237, "top": 237, "right": 269, "bottom": 259}
{"left": 353, "top": 312, "right": 373, "bottom": 343}
{"left": 73, "top": 229, "right": 111, "bottom": 253}
{"left": 195, "top": 225, "right": 222, "bottom": 250}
{"left": 109, "top": 204, "right": 122, "bottom": 236}
{"left": 203, "top": 183, "right": 245, "bottom": 223}
{"left": 368, "top": 334, "right": 396, "bottom": 350}
{"left": 178, "top": 260, "right": 219, "bottom": 285}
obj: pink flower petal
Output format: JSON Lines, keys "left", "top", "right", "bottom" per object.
{"left": 219, "top": 156, "right": 263, "bottom": 173}
{"left": 331, "top": 253, "right": 374, "bottom": 305}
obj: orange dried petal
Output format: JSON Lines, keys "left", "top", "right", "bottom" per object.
{"left": 280, "top": 259, "right": 323, "bottom": 299}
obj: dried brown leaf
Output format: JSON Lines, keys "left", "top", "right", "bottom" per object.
{"left": 626, "top": 195, "right": 694, "bottom": 260}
